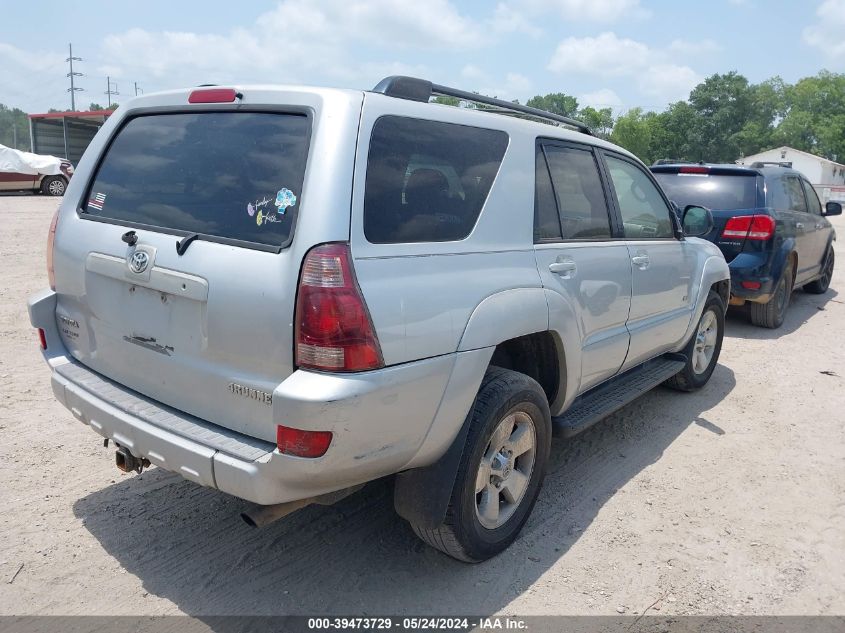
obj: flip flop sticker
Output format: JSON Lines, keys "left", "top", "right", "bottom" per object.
{"left": 274, "top": 188, "right": 297, "bottom": 215}
{"left": 247, "top": 202, "right": 255, "bottom": 217}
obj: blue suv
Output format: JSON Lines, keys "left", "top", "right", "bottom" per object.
{"left": 652, "top": 163, "right": 841, "bottom": 328}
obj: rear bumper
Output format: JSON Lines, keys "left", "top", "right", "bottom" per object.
{"left": 727, "top": 252, "right": 776, "bottom": 303}
{"left": 28, "top": 289, "right": 474, "bottom": 506}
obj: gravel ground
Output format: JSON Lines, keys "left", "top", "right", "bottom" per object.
{"left": 1, "top": 195, "right": 843, "bottom": 616}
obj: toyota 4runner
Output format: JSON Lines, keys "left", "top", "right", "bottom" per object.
{"left": 28, "top": 77, "right": 730, "bottom": 562}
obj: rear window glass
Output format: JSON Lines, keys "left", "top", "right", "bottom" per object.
{"left": 364, "top": 116, "right": 508, "bottom": 243}
{"left": 83, "top": 112, "right": 310, "bottom": 248}
{"left": 653, "top": 172, "right": 758, "bottom": 211}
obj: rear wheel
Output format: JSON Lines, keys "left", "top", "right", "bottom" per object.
{"left": 41, "top": 176, "right": 67, "bottom": 197}
{"left": 804, "top": 248, "right": 834, "bottom": 295}
{"left": 665, "top": 290, "right": 725, "bottom": 392}
{"left": 410, "top": 366, "right": 551, "bottom": 562}
{"left": 749, "top": 262, "right": 793, "bottom": 328}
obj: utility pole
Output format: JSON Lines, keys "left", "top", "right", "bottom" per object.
{"left": 105, "top": 77, "right": 119, "bottom": 108}
{"left": 12, "top": 122, "right": 17, "bottom": 149}
{"left": 134, "top": 82, "right": 143, "bottom": 96}
{"left": 66, "top": 43, "right": 83, "bottom": 111}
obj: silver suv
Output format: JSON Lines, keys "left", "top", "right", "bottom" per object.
{"left": 28, "top": 77, "right": 730, "bottom": 562}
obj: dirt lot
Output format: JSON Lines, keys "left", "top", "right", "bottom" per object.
{"left": 1, "top": 194, "right": 843, "bottom": 616}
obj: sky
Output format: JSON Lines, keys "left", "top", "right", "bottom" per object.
{"left": 2, "top": 0, "right": 844, "bottom": 115}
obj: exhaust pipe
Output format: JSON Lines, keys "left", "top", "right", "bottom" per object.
{"left": 241, "top": 484, "right": 364, "bottom": 529}
{"left": 115, "top": 445, "right": 150, "bottom": 474}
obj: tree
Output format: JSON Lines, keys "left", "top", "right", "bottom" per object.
{"left": 432, "top": 96, "right": 460, "bottom": 107}
{"left": 0, "top": 104, "right": 31, "bottom": 150}
{"left": 776, "top": 71, "right": 845, "bottom": 162}
{"left": 578, "top": 106, "right": 614, "bottom": 139}
{"left": 526, "top": 93, "right": 579, "bottom": 118}
{"left": 687, "top": 71, "right": 755, "bottom": 162}
{"left": 610, "top": 108, "right": 652, "bottom": 162}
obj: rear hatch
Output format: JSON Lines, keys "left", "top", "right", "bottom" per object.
{"left": 51, "top": 92, "right": 359, "bottom": 443}
{"left": 652, "top": 166, "right": 762, "bottom": 262}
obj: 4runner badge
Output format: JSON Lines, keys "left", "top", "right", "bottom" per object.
{"left": 228, "top": 382, "right": 273, "bottom": 406}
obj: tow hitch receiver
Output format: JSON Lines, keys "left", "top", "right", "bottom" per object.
{"left": 115, "top": 445, "right": 150, "bottom": 474}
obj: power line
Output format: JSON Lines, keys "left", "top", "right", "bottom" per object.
{"left": 66, "top": 43, "right": 83, "bottom": 111}
{"left": 105, "top": 76, "right": 120, "bottom": 108}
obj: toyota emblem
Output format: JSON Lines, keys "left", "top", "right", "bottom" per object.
{"left": 129, "top": 251, "right": 150, "bottom": 274}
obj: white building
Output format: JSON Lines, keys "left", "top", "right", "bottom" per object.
{"left": 736, "top": 146, "right": 845, "bottom": 203}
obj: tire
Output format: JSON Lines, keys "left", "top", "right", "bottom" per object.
{"left": 665, "top": 290, "right": 725, "bottom": 392}
{"left": 41, "top": 176, "right": 67, "bottom": 197}
{"left": 410, "top": 366, "right": 551, "bottom": 562}
{"left": 803, "top": 248, "right": 834, "bottom": 295}
{"left": 748, "top": 261, "right": 793, "bottom": 329}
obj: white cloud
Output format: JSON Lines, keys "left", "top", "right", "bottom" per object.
{"left": 490, "top": 3, "right": 543, "bottom": 37}
{"left": 803, "top": 0, "right": 845, "bottom": 63}
{"left": 637, "top": 64, "right": 702, "bottom": 102}
{"left": 548, "top": 32, "right": 650, "bottom": 75}
{"left": 0, "top": 43, "right": 69, "bottom": 111}
{"left": 667, "top": 38, "right": 721, "bottom": 56}
{"left": 578, "top": 88, "right": 623, "bottom": 109}
{"left": 455, "top": 66, "right": 532, "bottom": 101}
{"left": 547, "top": 31, "right": 702, "bottom": 105}
{"left": 100, "top": 0, "right": 490, "bottom": 88}
{"left": 519, "top": 0, "right": 645, "bottom": 21}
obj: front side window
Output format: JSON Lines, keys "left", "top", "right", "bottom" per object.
{"left": 363, "top": 116, "right": 508, "bottom": 243}
{"left": 541, "top": 145, "right": 612, "bottom": 240}
{"left": 84, "top": 112, "right": 310, "bottom": 248}
{"left": 605, "top": 155, "right": 674, "bottom": 239}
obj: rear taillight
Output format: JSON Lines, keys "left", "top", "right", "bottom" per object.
{"left": 47, "top": 209, "right": 59, "bottom": 290}
{"left": 37, "top": 328, "right": 47, "bottom": 350}
{"left": 295, "top": 243, "right": 384, "bottom": 372}
{"left": 277, "top": 425, "right": 333, "bottom": 458}
{"left": 721, "top": 215, "right": 775, "bottom": 241}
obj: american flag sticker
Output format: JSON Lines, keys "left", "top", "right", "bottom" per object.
{"left": 88, "top": 192, "right": 106, "bottom": 211}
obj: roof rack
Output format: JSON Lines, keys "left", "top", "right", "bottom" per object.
{"left": 372, "top": 76, "right": 592, "bottom": 135}
{"left": 749, "top": 161, "right": 792, "bottom": 169}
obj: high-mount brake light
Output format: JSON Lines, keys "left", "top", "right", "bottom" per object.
{"left": 188, "top": 88, "right": 238, "bottom": 103}
{"left": 679, "top": 166, "right": 710, "bottom": 174}
{"left": 295, "top": 243, "right": 384, "bottom": 372}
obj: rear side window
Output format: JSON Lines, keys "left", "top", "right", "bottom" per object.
{"left": 802, "top": 179, "right": 822, "bottom": 215}
{"left": 364, "top": 116, "right": 508, "bottom": 243}
{"left": 771, "top": 176, "right": 808, "bottom": 212}
{"left": 653, "top": 172, "right": 758, "bottom": 210}
{"left": 83, "top": 112, "right": 310, "bottom": 249}
{"left": 541, "top": 145, "right": 611, "bottom": 240}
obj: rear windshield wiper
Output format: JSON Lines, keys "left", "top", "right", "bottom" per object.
{"left": 176, "top": 232, "right": 202, "bottom": 256}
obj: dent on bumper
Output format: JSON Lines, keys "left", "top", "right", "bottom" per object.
{"left": 29, "top": 288, "right": 461, "bottom": 505}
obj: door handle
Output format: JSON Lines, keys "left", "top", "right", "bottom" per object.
{"left": 549, "top": 259, "right": 576, "bottom": 276}
{"left": 631, "top": 254, "right": 650, "bottom": 269}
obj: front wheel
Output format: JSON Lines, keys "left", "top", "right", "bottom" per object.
{"left": 804, "top": 249, "right": 834, "bottom": 295}
{"left": 41, "top": 176, "right": 67, "bottom": 197}
{"left": 665, "top": 290, "right": 725, "bottom": 392}
{"left": 410, "top": 367, "right": 551, "bottom": 562}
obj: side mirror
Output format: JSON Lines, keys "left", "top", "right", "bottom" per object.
{"left": 681, "top": 205, "right": 715, "bottom": 238}
{"left": 824, "top": 201, "right": 842, "bottom": 216}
